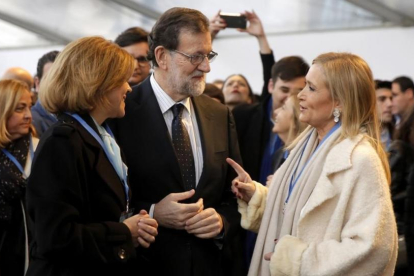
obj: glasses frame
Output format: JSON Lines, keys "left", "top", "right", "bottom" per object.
{"left": 134, "top": 56, "right": 149, "bottom": 66}
{"left": 170, "top": 49, "right": 218, "bottom": 65}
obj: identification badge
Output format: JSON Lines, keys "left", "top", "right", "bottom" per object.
{"left": 119, "top": 208, "right": 134, "bottom": 222}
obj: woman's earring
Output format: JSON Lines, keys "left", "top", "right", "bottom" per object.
{"left": 333, "top": 108, "right": 340, "bottom": 123}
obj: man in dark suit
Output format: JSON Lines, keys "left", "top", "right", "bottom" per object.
{"left": 111, "top": 7, "right": 243, "bottom": 276}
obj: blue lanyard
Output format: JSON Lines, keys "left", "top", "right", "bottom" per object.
{"left": 285, "top": 123, "right": 341, "bottom": 203}
{"left": 66, "top": 113, "right": 130, "bottom": 209}
{"left": 283, "top": 149, "right": 289, "bottom": 159}
{"left": 1, "top": 135, "right": 34, "bottom": 179}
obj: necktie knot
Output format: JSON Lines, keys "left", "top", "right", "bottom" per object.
{"left": 172, "top": 104, "right": 184, "bottom": 119}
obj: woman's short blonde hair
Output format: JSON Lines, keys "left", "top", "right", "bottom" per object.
{"left": 0, "top": 79, "right": 35, "bottom": 148}
{"left": 314, "top": 52, "right": 390, "bottom": 183}
{"left": 39, "top": 36, "right": 135, "bottom": 114}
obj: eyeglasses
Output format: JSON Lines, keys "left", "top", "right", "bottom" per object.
{"left": 170, "top": 50, "right": 218, "bottom": 65}
{"left": 134, "top": 56, "right": 149, "bottom": 66}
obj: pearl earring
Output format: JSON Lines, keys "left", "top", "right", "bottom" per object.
{"left": 333, "top": 108, "right": 340, "bottom": 123}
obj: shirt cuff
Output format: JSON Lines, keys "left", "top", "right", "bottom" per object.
{"left": 149, "top": 204, "right": 155, "bottom": 218}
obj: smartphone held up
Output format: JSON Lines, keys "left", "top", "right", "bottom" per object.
{"left": 219, "top": 12, "right": 247, "bottom": 29}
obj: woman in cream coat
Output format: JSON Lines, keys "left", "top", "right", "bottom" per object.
{"left": 227, "top": 52, "right": 398, "bottom": 276}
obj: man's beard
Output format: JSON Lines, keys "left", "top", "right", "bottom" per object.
{"left": 168, "top": 70, "right": 206, "bottom": 98}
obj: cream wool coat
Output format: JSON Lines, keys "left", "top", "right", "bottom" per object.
{"left": 239, "top": 135, "right": 398, "bottom": 276}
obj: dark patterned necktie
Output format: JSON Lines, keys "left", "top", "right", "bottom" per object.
{"left": 171, "top": 104, "right": 196, "bottom": 190}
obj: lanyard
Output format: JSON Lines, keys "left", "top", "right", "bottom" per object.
{"left": 283, "top": 149, "right": 289, "bottom": 159}
{"left": 67, "top": 113, "right": 130, "bottom": 210}
{"left": 1, "top": 135, "right": 34, "bottom": 179}
{"left": 285, "top": 123, "right": 341, "bottom": 204}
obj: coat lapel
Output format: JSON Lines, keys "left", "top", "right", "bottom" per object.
{"left": 66, "top": 113, "right": 127, "bottom": 209}
{"left": 299, "top": 134, "right": 364, "bottom": 219}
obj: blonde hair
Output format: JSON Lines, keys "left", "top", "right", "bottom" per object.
{"left": 285, "top": 93, "right": 307, "bottom": 146}
{"left": 291, "top": 52, "right": 390, "bottom": 183}
{"left": 40, "top": 36, "right": 135, "bottom": 114}
{"left": 0, "top": 79, "right": 36, "bottom": 148}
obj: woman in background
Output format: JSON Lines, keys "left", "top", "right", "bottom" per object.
{"left": 26, "top": 36, "right": 158, "bottom": 276}
{"left": 222, "top": 74, "right": 255, "bottom": 110}
{"left": 0, "top": 79, "right": 39, "bottom": 276}
{"left": 271, "top": 93, "right": 307, "bottom": 173}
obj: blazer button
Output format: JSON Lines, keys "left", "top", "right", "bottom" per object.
{"left": 118, "top": 248, "right": 126, "bottom": 260}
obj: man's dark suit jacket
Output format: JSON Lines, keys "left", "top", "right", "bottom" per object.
{"left": 27, "top": 113, "right": 136, "bottom": 276}
{"left": 111, "top": 78, "right": 243, "bottom": 276}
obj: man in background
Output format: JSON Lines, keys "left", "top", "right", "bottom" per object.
{"left": 1, "top": 67, "right": 34, "bottom": 102}
{"left": 31, "top": 50, "right": 59, "bottom": 137}
{"left": 375, "top": 80, "right": 394, "bottom": 150}
{"left": 115, "top": 27, "right": 151, "bottom": 86}
{"left": 392, "top": 76, "right": 414, "bottom": 127}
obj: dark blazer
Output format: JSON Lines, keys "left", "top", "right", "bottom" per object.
{"left": 26, "top": 113, "right": 137, "bottom": 276}
{"left": 232, "top": 52, "right": 275, "bottom": 182}
{"left": 232, "top": 100, "right": 272, "bottom": 182}
{"left": 31, "top": 101, "right": 57, "bottom": 138}
{"left": 111, "top": 78, "right": 243, "bottom": 276}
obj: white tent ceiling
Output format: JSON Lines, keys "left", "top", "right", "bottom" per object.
{"left": 0, "top": 0, "right": 413, "bottom": 50}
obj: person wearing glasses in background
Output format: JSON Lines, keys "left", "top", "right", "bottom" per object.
{"left": 110, "top": 7, "right": 244, "bottom": 276}
{"left": 115, "top": 27, "right": 151, "bottom": 86}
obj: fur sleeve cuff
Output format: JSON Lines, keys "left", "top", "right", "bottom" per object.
{"left": 239, "top": 181, "right": 268, "bottom": 232}
{"left": 270, "top": 235, "right": 307, "bottom": 276}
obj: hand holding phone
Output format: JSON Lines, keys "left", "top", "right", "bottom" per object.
{"left": 219, "top": 12, "right": 247, "bottom": 29}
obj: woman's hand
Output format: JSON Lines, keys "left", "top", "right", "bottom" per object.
{"left": 123, "top": 210, "right": 158, "bottom": 248}
{"left": 226, "top": 158, "right": 256, "bottom": 203}
{"left": 264, "top": 252, "right": 273, "bottom": 261}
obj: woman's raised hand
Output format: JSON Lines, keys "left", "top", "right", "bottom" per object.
{"left": 226, "top": 158, "right": 256, "bottom": 203}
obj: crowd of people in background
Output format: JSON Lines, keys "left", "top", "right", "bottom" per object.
{"left": 0, "top": 6, "right": 413, "bottom": 276}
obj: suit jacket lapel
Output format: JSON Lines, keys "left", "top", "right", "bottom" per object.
{"left": 191, "top": 96, "right": 214, "bottom": 193}
{"left": 128, "top": 80, "right": 183, "bottom": 188}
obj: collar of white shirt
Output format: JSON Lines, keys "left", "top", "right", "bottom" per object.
{"left": 150, "top": 73, "right": 192, "bottom": 116}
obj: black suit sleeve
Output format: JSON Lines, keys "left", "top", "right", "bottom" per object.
{"left": 260, "top": 51, "right": 276, "bottom": 102}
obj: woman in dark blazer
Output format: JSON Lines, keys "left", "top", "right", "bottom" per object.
{"left": 26, "top": 36, "right": 158, "bottom": 276}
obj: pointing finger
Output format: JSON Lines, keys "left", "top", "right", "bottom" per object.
{"left": 226, "top": 158, "right": 247, "bottom": 176}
